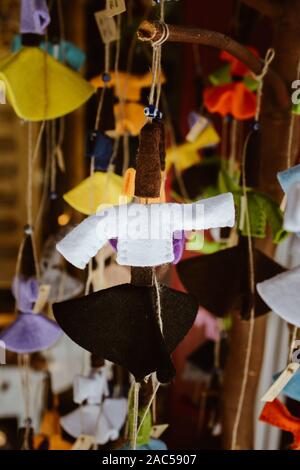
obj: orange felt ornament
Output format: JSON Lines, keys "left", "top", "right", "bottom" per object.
{"left": 204, "top": 82, "right": 256, "bottom": 120}
{"left": 259, "top": 399, "right": 300, "bottom": 450}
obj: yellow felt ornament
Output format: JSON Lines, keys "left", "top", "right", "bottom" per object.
{"left": 166, "top": 125, "right": 220, "bottom": 172}
{"left": 0, "top": 47, "right": 95, "bottom": 121}
{"left": 63, "top": 171, "right": 129, "bottom": 215}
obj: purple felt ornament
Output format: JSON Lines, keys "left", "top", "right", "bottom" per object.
{"left": 0, "top": 276, "right": 62, "bottom": 354}
{"left": 20, "top": 0, "right": 50, "bottom": 35}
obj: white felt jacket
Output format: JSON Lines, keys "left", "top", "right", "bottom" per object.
{"left": 57, "top": 193, "right": 235, "bottom": 268}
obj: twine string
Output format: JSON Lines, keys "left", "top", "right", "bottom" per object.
{"left": 254, "top": 48, "right": 275, "bottom": 122}
{"left": 231, "top": 49, "right": 274, "bottom": 451}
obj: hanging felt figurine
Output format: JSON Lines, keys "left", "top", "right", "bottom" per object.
{"left": 203, "top": 49, "right": 258, "bottom": 120}
{"left": 166, "top": 122, "right": 220, "bottom": 174}
{"left": 53, "top": 120, "right": 235, "bottom": 383}
{"left": 40, "top": 232, "right": 83, "bottom": 302}
{"left": 256, "top": 265, "right": 300, "bottom": 327}
{"left": 91, "top": 71, "right": 165, "bottom": 137}
{"left": 60, "top": 361, "right": 127, "bottom": 446}
{"left": 57, "top": 121, "right": 235, "bottom": 268}
{"left": 0, "top": 0, "right": 94, "bottom": 121}
{"left": 259, "top": 399, "right": 300, "bottom": 450}
{"left": 277, "top": 163, "right": 300, "bottom": 235}
{"left": 0, "top": 275, "right": 62, "bottom": 353}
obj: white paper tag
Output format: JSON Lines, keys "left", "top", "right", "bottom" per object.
{"left": 151, "top": 424, "right": 169, "bottom": 439}
{"left": 71, "top": 434, "right": 94, "bottom": 450}
{"left": 260, "top": 362, "right": 300, "bottom": 402}
{"left": 94, "top": 10, "right": 119, "bottom": 44}
{"left": 105, "top": 0, "right": 126, "bottom": 17}
{"left": 186, "top": 116, "right": 209, "bottom": 143}
{"left": 33, "top": 284, "right": 51, "bottom": 313}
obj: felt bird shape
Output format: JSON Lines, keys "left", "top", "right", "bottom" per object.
{"left": 113, "top": 102, "right": 147, "bottom": 136}
{"left": 0, "top": 276, "right": 62, "bottom": 353}
{"left": 177, "top": 241, "right": 285, "bottom": 320}
{"left": 12, "top": 36, "right": 86, "bottom": 71}
{"left": 259, "top": 399, "right": 300, "bottom": 450}
{"left": 53, "top": 283, "right": 199, "bottom": 383}
{"left": 278, "top": 164, "right": 300, "bottom": 235}
{"left": 63, "top": 171, "right": 127, "bottom": 216}
{"left": 166, "top": 126, "right": 220, "bottom": 173}
{"left": 56, "top": 193, "right": 235, "bottom": 269}
{"left": 90, "top": 71, "right": 164, "bottom": 103}
{"left": 204, "top": 163, "right": 286, "bottom": 243}
{"left": 204, "top": 49, "right": 258, "bottom": 120}
{"left": 257, "top": 265, "right": 300, "bottom": 328}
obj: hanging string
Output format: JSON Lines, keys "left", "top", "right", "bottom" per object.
{"left": 137, "top": 379, "right": 160, "bottom": 436}
{"left": 19, "top": 354, "right": 32, "bottom": 450}
{"left": 228, "top": 118, "right": 238, "bottom": 178}
{"left": 50, "top": 120, "right": 57, "bottom": 195}
{"left": 254, "top": 48, "right": 275, "bottom": 122}
{"left": 154, "top": 273, "right": 163, "bottom": 335}
{"left": 221, "top": 117, "right": 229, "bottom": 159}
{"left": 130, "top": 382, "right": 140, "bottom": 450}
{"left": 231, "top": 132, "right": 256, "bottom": 450}
{"left": 148, "top": 0, "right": 169, "bottom": 111}
{"left": 151, "top": 374, "right": 158, "bottom": 424}
{"left": 95, "top": 42, "right": 111, "bottom": 131}
{"left": 231, "top": 50, "right": 274, "bottom": 451}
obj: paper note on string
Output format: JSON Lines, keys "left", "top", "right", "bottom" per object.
{"left": 71, "top": 435, "right": 94, "bottom": 450}
{"left": 151, "top": 424, "right": 169, "bottom": 439}
{"left": 261, "top": 362, "right": 300, "bottom": 402}
{"left": 33, "top": 284, "right": 51, "bottom": 313}
{"left": 105, "top": 0, "right": 126, "bottom": 17}
{"left": 186, "top": 116, "right": 209, "bottom": 143}
{"left": 94, "top": 10, "right": 119, "bottom": 44}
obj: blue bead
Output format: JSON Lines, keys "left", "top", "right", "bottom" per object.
{"left": 49, "top": 191, "right": 58, "bottom": 200}
{"left": 253, "top": 121, "right": 260, "bottom": 131}
{"left": 144, "top": 105, "right": 163, "bottom": 119}
{"left": 102, "top": 72, "right": 111, "bottom": 83}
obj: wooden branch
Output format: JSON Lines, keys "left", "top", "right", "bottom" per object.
{"left": 137, "top": 21, "right": 290, "bottom": 111}
{"left": 241, "top": 0, "right": 283, "bottom": 18}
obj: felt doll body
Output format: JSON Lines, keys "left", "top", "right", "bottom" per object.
{"left": 257, "top": 265, "right": 300, "bottom": 327}
{"left": 278, "top": 164, "right": 300, "bottom": 235}
{"left": 56, "top": 193, "right": 235, "bottom": 269}
{"left": 61, "top": 364, "right": 127, "bottom": 445}
{"left": 0, "top": 276, "right": 62, "bottom": 353}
